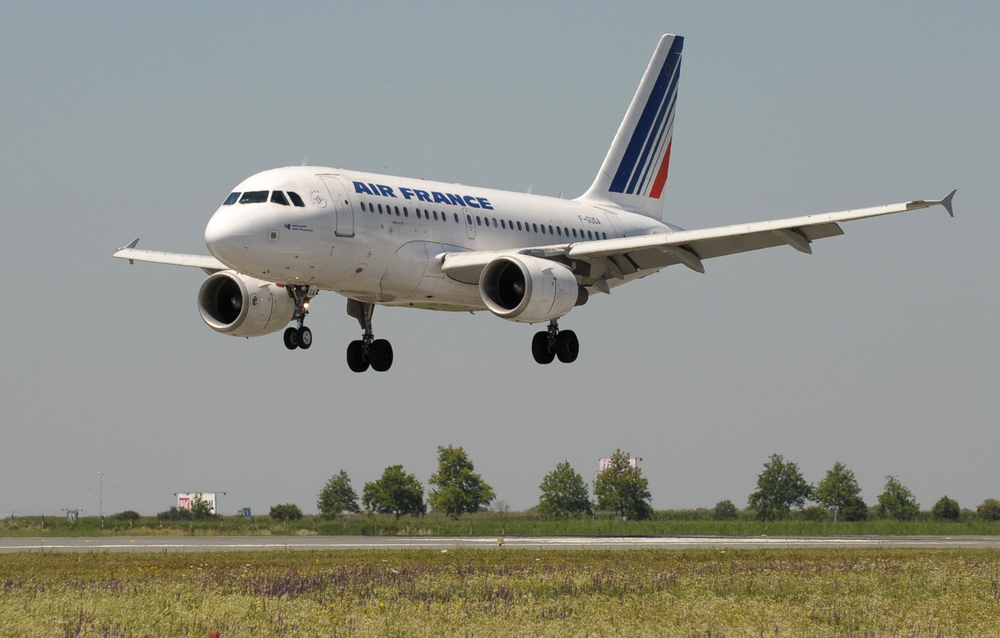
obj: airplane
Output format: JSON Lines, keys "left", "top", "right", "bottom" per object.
{"left": 114, "top": 34, "right": 955, "bottom": 373}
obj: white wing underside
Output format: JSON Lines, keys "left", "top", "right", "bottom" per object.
{"left": 113, "top": 243, "right": 227, "bottom": 274}
{"left": 440, "top": 192, "right": 956, "bottom": 286}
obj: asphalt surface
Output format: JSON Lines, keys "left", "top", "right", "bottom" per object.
{"left": 2, "top": 535, "right": 1000, "bottom": 553}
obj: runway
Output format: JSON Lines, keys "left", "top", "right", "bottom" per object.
{"left": 2, "top": 535, "right": 999, "bottom": 553}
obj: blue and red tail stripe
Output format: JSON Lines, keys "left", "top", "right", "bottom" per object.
{"left": 609, "top": 36, "right": 683, "bottom": 198}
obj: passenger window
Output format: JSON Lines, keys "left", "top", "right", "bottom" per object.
{"left": 454, "top": 213, "right": 460, "bottom": 223}
{"left": 467, "top": 214, "right": 472, "bottom": 225}
{"left": 516, "top": 221, "right": 522, "bottom": 231}
{"left": 378, "top": 203, "right": 383, "bottom": 214}
{"left": 223, "top": 192, "right": 240, "bottom": 205}
{"left": 239, "top": 191, "right": 268, "bottom": 204}
{"left": 416, "top": 209, "right": 422, "bottom": 219}
{"left": 541, "top": 225, "right": 546, "bottom": 234}
{"left": 533, "top": 223, "right": 538, "bottom": 232}
{"left": 477, "top": 216, "right": 482, "bottom": 225}
{"left": 557, "top": 227, "right": 562, "bottom": 236}
{"left": 602, "top": 232, "right": 608, "bottom": 239}
{"left": 401, "top": 207, "right": 406, "bottom": 217}
{"left": 572, "top": 228, "right": 577, "bottom": 238}
{"left": 433, "top": 211, "right": 439, "bottom": 221}
{"left": 270, "top": 191, "right": 290, "bottom": 206}
{"left": 500, "top": 219, "right": 506, "bottom": 229}
{"left": 508, "top": 220, "right": 514, "bottom": 230}
{"left": 588, "top": 230, "right": 593, "bottom": 240}
{"left": 549, "top": 225, "right": 554, "bottom": 234}
{"left": 360, "top": 202, "right": 367, "bottom": 212}
{"left": 287, "top": 191, "right": 305, "bottom": 207}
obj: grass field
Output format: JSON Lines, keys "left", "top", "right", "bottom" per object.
{"left": 1, "top": 548, "right": 999, "bottom": 636}
{"left": 6, "top": 511, "right": 1000, "bottom": 538}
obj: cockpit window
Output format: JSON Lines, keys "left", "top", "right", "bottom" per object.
{"left": 223, "top": 192, "right": 240, "bottom": 205}
{"left": 287, "top": 191, "right": 305, "bottom": 207}
{"left": 239, "top": 191, "right": 269, "bottom": 204}
{"left": 270, "top": 191, "right": 290, "bottom": 206}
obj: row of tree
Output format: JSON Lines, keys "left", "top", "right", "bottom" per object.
{"left": 317, "top": 448, "right": 655, "bottom": 520}
{"left": 310, "top": 448, "right": 999, "bottom": 523}
{"left": 740, "top": 454, "right": 1000, "bottom": 521}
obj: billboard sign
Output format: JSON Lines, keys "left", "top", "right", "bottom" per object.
{"left": 177, "top": 492, "right": 217, "bottom": 514}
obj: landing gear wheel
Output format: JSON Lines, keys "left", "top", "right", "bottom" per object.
{"left": 297, "top": 326, "right": 312, "bottom": 350}
{"left": 369, "top": 339, "right": 393, "bottom": 372}
{"left": 283, "top": 327, "right": 300, "bottom": 350}
{"left": 532, "top": 331, "right": 555, "bottom": 364}
{"left": 346, "top": 340, "right": 369, "bottom": 373}
{"left": 556, "top": 330, "right": 579, "bottom": 363}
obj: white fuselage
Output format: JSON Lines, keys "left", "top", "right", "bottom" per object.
{"left": 204, "top": 166, "right": 678, "bottom": 311}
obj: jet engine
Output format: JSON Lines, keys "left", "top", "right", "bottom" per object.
{"left": 479, "top": 255, "right": 587, "bottom": 323}
{"left": 197, "top": 271, "right": 296, "bottom": 337}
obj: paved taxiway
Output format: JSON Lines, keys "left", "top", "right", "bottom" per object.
{"left": 2, "top": 535, "right": 999, "bottom": 553}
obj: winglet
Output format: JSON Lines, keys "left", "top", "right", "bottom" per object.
{"left": 939, "top": 189, "right": 957, "bottom": 218}
{"left": 118, "top": 238, "right": 140, "bottom": 264}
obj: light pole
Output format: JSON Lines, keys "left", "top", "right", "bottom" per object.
{"left": 97, "top": 472, "right": 105, "bottom": 528}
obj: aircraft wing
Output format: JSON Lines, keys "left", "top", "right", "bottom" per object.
{"left": 113, "top": 239, "right": 227, "bottom": 275}
{"left": 440, "top": 191, "right": 955, "bottom": 286}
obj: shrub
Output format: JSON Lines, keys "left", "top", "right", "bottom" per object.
{"left": 977, "top": 498, "right": 1000, "bottom": 521}
{"left": 157, "top": 506, "right": 192, "bottom": 521}
{"left": 840, "top": 496, "right": 870, "bottom": 522}
{"left": 713, "top": 500, "right": 738, "bottom": 521}
{"left": 799, "top": 505, "right": 828, "bottom": 522}
{"left": 269, "top": 503, "right": 303, "bottom": 522}
{"left": 113, "top": 510, "right": 141, "bottom": 521}
{"left": 931, "top": 496, "right": 960, "bottom": 521}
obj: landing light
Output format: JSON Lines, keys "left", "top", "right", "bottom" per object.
{"left": 303, "top": 302, "right": 310, "bottom": 309}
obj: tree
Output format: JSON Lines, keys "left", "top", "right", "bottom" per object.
{"left": 816, "top": 461, "right": 864, "bottom": 522}
{"left": 747, "top": 454, "right": 813, "bottom": 521}
{"left": 189, "top": 494, "right": 217, "bottom": 520}
{"left": 877, "top": 476, "right": 919, "bottom": 520}
{"left": 363, "top": 465, "right": 426, "bottom": 519}
{"left": 538, "top": 461, "right": 592, "bottom": 518}
{"left": 593, "top": 449, "right": 652, "bottom": 520}
{"left": 428, "top": 446, "right": 495, "bottom": 518}
{"left": 714, "top": 500, "right": 738, "bottom": 521}
{"left": 318, "top": 470, "right": 361, "bottom": 518}
{"left": 977, "top": 498, "right": 1000, "bottom": 521}
{"left": 113, "top": 510, "right": 141, "bottom": 521}
{"left": 269, "top": 503, "right": 303, "bottom": 522}
{"left": 931, "top": 496, "right": 960, "bottom": 521}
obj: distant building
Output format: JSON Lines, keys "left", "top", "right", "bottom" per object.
{"left": 599, "top": 457, "right": 640, "bottom": 474}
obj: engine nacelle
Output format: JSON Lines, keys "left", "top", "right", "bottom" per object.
{"left": 479, "top": 255, "right": 586, "bottom": 323}
{"left": 197, "top": 271, "right": 296, "bottom": 337}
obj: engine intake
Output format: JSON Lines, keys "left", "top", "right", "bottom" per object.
{"left": 197, "top": 271, "right": 296, "bottom": 337}
{"left": 479, "top": 255, "right": 585, "bottom": 323}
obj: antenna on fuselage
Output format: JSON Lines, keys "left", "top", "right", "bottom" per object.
{"left": 301, "top": 155, "right": 308, "bottom": 166}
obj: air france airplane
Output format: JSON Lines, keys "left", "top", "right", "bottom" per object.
{"left": 115, "top": 34, "right": 955, "bottom": 372}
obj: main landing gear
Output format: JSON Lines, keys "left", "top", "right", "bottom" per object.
{"left": 345, "top": 299, "right": 393, "bottom": 373}
{"left": 531, "top": 319, "right": 579, "bottom": 365}
{"left": 283, "top": 285, "right": 317, "bottom": 351}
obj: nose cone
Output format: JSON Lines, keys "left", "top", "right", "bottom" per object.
{"left": 205, "top": 209, "right": 255, "bottom": 266}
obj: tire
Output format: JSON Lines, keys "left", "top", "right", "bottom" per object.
{"left": 346, "top": 340, "right": 369, "bottom": 373}
{"left": 531, "top": 331, "right": 555, "bottom": 364}
{"left": 369, "top": 339, "right": 394, "bottom": 372}
{"left": 298, "top": 326, "right": 312, "bottom": 350}
{"left": 556, "top": 330, "right": 579, "bottom": 363}
{"left": 283, "top": 327, "right": 299, "bottom": 350}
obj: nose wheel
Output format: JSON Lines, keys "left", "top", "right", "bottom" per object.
{"left": 346, "top": 299, "right": 393, "bottom": 372}
{"left": 532, "top": 320, "right": 578, "bottom": 364}
{"left": 283, "top": 285, "right": 316, "bottom": 351}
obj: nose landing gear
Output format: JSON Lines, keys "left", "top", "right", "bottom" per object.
{"left": 346, "top": 299, "right": 393, "bottom": 372}
{"left": 531, "top": 319, "right": 579, "bottom": 364}
{"left": 283, "top": 285, "right": 316, "bottom": 351}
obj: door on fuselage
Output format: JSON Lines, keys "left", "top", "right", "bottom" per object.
{"left": 463, "top": 208, "right": 476, "bottom": 239}
{"left": 319, "top": 175, "right": 355, "bottom": 238}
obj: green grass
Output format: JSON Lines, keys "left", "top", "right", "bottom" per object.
{"left": 2, "top": 548, "right": 1000, "bottom": 636}
{"left": 4, "top": 511, "right": 1000, "bottom": 538}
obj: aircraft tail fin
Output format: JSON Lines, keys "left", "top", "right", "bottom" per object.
{"left": 577, "top": 34, "right": 683, "bottom": 219}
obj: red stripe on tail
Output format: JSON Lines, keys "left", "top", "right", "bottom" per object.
{"left": 648, "top": 141, "right": 672, "bottom": 199}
